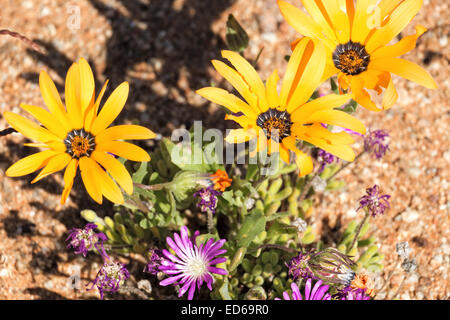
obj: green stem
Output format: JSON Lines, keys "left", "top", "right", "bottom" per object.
{"left": 207, "top": 209, "right": 214, "bottom": 234}
{"left": 298, "top": 171, "right": 318, "bottom": 205}
{"left": 327, "top": 150, "right": 366, "bottom": 182}
{"left": 134, "top": 182, "right": 171, "bottom": 191}
{"left": 348, "top": 209, "right": 370, "bottom": 253}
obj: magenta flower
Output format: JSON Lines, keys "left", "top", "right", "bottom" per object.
{"left": 66, "top": 223, "right": 108, "bottom": 258}
{"left": 88, "top": 260, "right": 130, "bottom": 299}
{"left": 336, "top": 287, "right": 371, "bottom": 300}
{"left": 158, "top": 226, "right": 228, "bottom": 300}
{"left": 357, "top": 184, "right": 391, "bottom": 217}
{"left": 275, "top": 278, "right": 331, "bottom": 300}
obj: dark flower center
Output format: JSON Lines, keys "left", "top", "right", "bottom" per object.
{"left": 332, "top": 41, "right": 370, "bottom": 76}
{"left": 64, "top": 129, "right": 96, "bottom": 158}
{"left": 256, "top": 108, "right": 293, "bottom": 143}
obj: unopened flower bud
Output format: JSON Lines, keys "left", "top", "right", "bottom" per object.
{"left": 287, "top": 248, "right": 356, "bottom": 286}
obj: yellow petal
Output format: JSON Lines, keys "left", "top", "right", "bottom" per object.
{"left": 39, "top": 71, "right": 71, "bottom": 131}
{"left": 324, "top": 0, "right": 351, "bottom": 43}
{"left": 85, "top": 80, "right": 109, "bottom": 132}
{"left": 291, "top": 94, "right": 352, "bottom": 123}
{"left": 31, "top": 152, "right": 71, "bottom": 183}
{"left": 91, "top": 159, "right": 124, "bottom": 204}
{"left": 346, "top": 0, "right": 355, "bottom": 29}
{"left": 3, "top": 112, "right": 60, "bottom": 143}
{"left": 278, "top": 0, "right": 335, "bottom": 50}
{"left": 224, "top": 129, "right": 256, "bottom": 144}
{"left": 306, "top": 124, "right": 355, "bottom": 145}
{"left": 65, "top": 62, "right": 83, "bottom": 128}
{"left": 287, "top": 39, "right": 327, "bottom": 112}
{"left": 6, "top": 150, "right": 58, "bottom": 177}
{"left": 77, "top": 58, "right": 96, "bottom": 118}
{"left": 91, "top": 150, "right": 133, "bottom": 195}
{"left": 378, "top": 0, "right": 403, "bottom": 18}
{"left": 295, "top": 129, "right": 356, "bottom": 162}
{"left": 221, "top": 50, "right": 268, "bottom": 111}
{"left": 256, "top": 128, "right": 268, "bottom": 153}
{"left": 370, "top": 25, "right": 427, "bottom": 59}
{"left": 365, "top": 0, "right": 423, "bottom": 53}
{"left": 96, "top": 125, "right": 156, "bottom": 144}
{"left": 357, "top": 69, "right": 384, "bottom": 90}
{"left": 24, "top": 141, "right": 66, "bottom": 152}
{"left": 195, "top": 87, "right": 257, "bottom": 117}
{"left": 279, "top": 143, "right": 291, "bottom": 164}
{"left": 20, "top": 104, "right": 68, "bottom": 138}
{"left": 210, "top": 60, "right": 259, "bottom": 112}
{"left": 351, "top": 0, "right": 379, "bottom": 44}
{"left": 97, "top": 140, "right": 150, "bottom": 162}
{"left": 282, "top": 136, "right": 313, "bottom": 176}
{"left": 296, "top": 151, "right": 314, "bottom": 177}
{"left": 61, "top": 158, "right": 78, "bottom": 204}
{"left": 350, "top": 76, "right": 382, "bottom": 112}
{"left": 305, "top": 110, "right": 366, "bottom": 135}
{"left": 369, "top": 57, "right": 437, "bottom": 89}
{"left": 301, "top": 0, "right": 338, "bottom": 43}
{"left": 381, "top": 73, "right": 398, "bottom": 110}
{"left": 79, "top": 157, "right": 102, "bottom": 204}
{"left": 321, "top": 62, "right": 339, "bottom": 83}
{"left": 280, "top": 37, "right": 309, "bottom": 107}
{"left": 24, "top": 143, "right": 48, "bottom": 148}
{"left": 91, "top": 82, "right": 130, "bottom": 135}
{"left": 265, "top": 69, "right": 280, "bottom": 110}
{"left": 224, "top": 114, "right": 254, "bottom": 129}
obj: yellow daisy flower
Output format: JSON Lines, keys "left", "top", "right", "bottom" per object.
{"left": 278, "top": 0, "right": 437, "bottom": 111}
{"left": 196, "top": 37, "right": 366, "bottom": 176}
{"left": 4, "top": 58, "right": 156, "bottom": 205}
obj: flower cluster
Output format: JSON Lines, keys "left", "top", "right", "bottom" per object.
{"left": 316, "top": 149, "right": 337, "bottom": 174}
{"left": 194, "top": 186, "right": 222, "bottom": 214}
{"left": 66, "top": 223, "right": 130, "bottom": 299}
{"left": 66, "top": 223, "right": 107, "bottom": 258}
{"left": 358, "top": 185, "right": 391, "bottom": 217}
{"left": 88, "top": 260, "right": 130, "bottom": 300}
{"left": 364, "top": 130, "right": 390, "bottom": 159}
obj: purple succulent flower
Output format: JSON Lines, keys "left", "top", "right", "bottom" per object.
{"left": 336, "top": 287, "right": 371, "bottom": 300}
{"left": 275, "top": 278, "right": 331, "bottom": 300}
{"left": 317, "top": 149, "right": 337, "bottom": 174}
{"left": 144, "top": 248, "right": 174, "bottom": 275}
{"left": 66, "top": 223, "right": 108, "bottom": 258}
{"left": 158, "top": 226, "right": 228, "bottom": 300}
{"left": 88, "top": 260, "right": 130, "bottom": 299}
{"left": 287, "top": 249, "right": 356, "bottom": 286}
{"left": 364, "top": 129, "right": 390, "bottom": 159}
{"left": 358, "top": 184, "right": 391, "bottom": 217}
{"left": 193, "top": 186, "right": 222, "bottom": 214}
